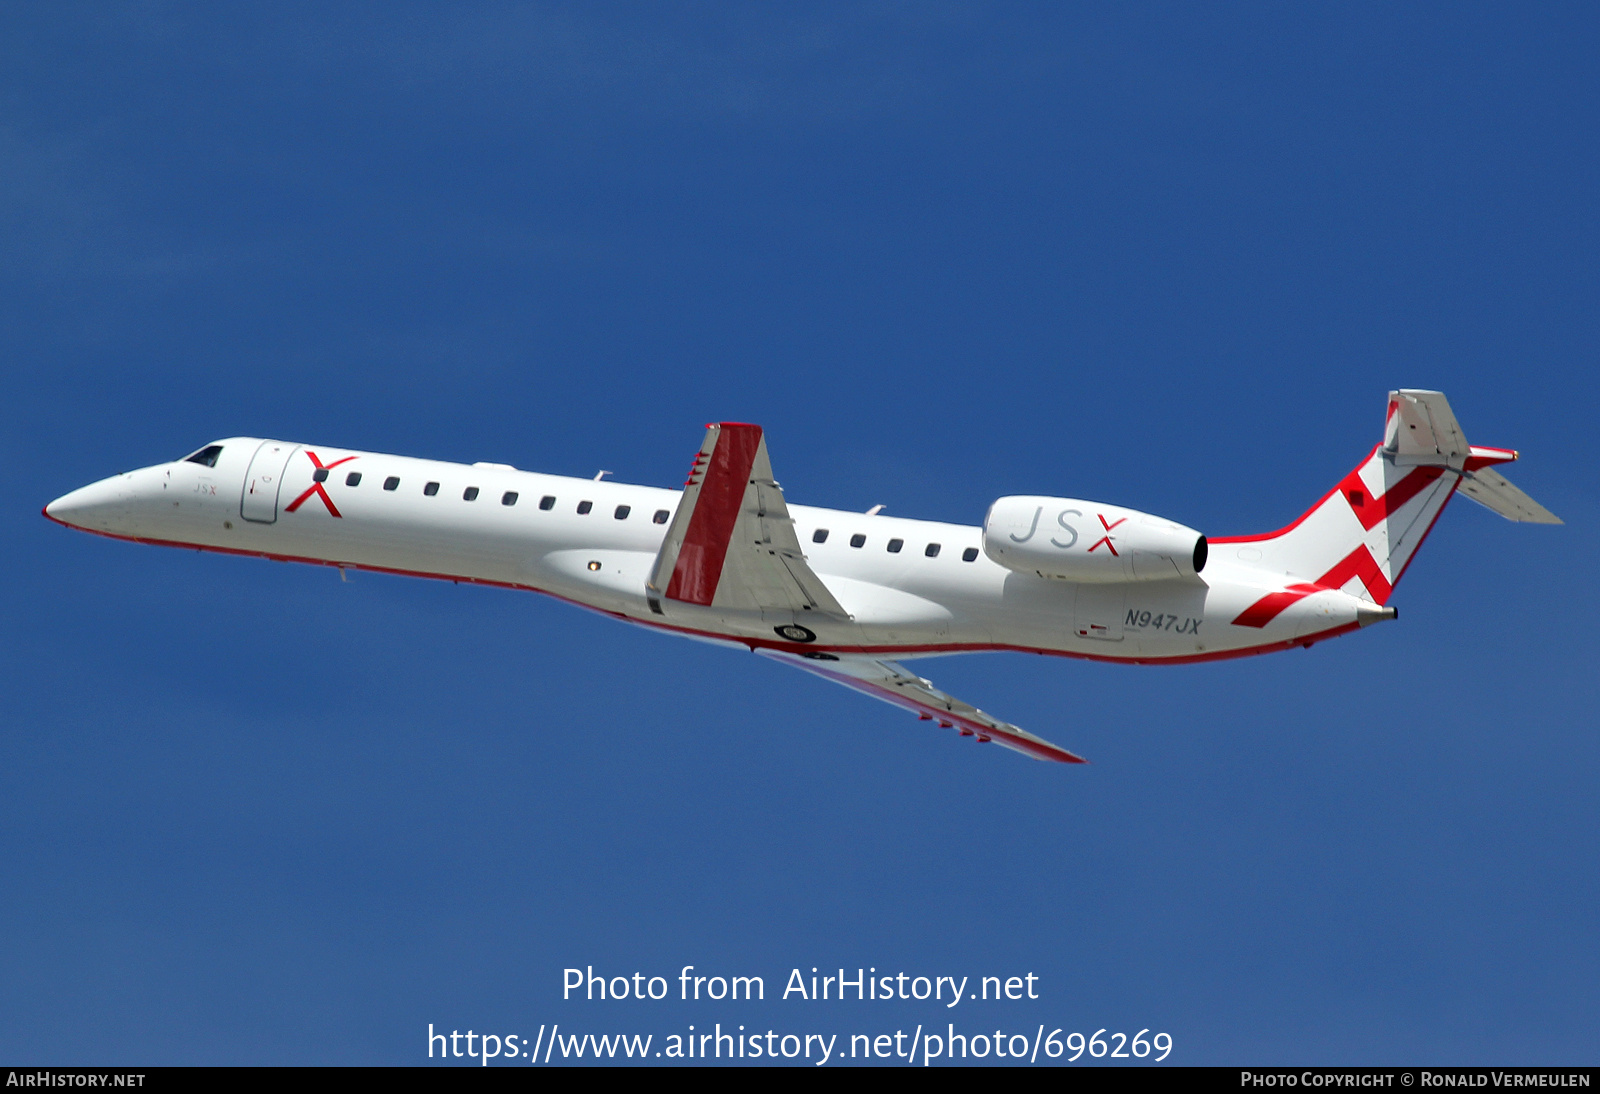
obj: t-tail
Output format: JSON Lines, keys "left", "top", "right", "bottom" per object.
{"left": 1216, "top": 390, "right": 1560, "bottom": 621}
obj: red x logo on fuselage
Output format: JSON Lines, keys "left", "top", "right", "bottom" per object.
{"left": 1087, "top": 513, "right": 1125, "bottom": 556}
{"left": 284, "top": 451, "right": 357, "bottom": 517}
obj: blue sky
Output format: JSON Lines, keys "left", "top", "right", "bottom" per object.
{"left": 2, "top": 3, "right": 1596, "bottom": 1065}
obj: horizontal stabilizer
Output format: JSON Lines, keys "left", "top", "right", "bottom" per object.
{"left": 1459, "top": 466, "right": 1562, "bottom": 524}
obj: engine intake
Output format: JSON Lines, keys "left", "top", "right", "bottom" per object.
{"left": 983, "top": 496, "right": 1206, "bottom": 583}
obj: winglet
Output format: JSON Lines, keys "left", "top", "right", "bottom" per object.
{"left": 648, "top": 423, "right": 763, "bottom": 609}
{"left": 648, "top": 424, "right": 849, "bottom": 620}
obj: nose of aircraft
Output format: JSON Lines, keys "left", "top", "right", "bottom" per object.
{"left": 44, "top": 473, "right": 139, "bottom": 532}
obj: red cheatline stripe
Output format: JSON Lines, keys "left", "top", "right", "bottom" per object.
{"left": 664, "top": 424, "right": 762, "bottom": 606}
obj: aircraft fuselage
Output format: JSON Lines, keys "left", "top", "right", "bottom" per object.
{"left": 43, "top": 437, "right": 1386, "bottom": 664}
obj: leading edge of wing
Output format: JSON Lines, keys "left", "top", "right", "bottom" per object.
{"left": 758, "top": 650, "right": 1087, "bottom": 764}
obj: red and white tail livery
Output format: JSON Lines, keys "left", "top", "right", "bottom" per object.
{"left": 44, "top": 389, "right": 1558, "bottom": 765}
{"left": 1215, "top": 390, "right": 1557, "bottom": 630}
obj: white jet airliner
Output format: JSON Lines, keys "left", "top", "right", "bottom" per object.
{"left": 45, "top": 390, "right": 1558, "bottom": 764}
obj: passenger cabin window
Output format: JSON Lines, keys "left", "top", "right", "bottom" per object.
{"left": 887, "top": 538, "right": 904, "bottom": 553}
{"left": 925, "top": 543, "right": 941, "bottom": 557}
{"left": 850, "top": 534, "right": 866, "bottom": 548}
{"left": 653, "top": 509, "right": 670, "bottom": 524}
{"left": 813, "top": 529, "right": 829, "bottom": 543}
{"left": 463, "top": 487, "right": 480, "bottom": 501}
{"left": 383, "top": 476, "right": 400, "bottom": 491}
{"left": 540, "top": 495, "right": 555, "bottom": 510}
{"left": 424, "top": 482, "right": 440, "bottom": 496}
{"left": 577, "top": 501, "right": 593, "bottom": 515}
{"left": 502, "top": 491, "right": 518, "bottom": 506}
{"left": 962, "top": 547, "right": 979, "bottom": 562}
{"left": 183, "top": 445, "right": 223, "bottom": 468}
{"left": 614, "top": 505, "right": 630, "bottom": 520}
{"left": 312, "top": 468, "right": 329, "bottom": 483}
{"left": 345, "top": 472, "right": 362, "bottom": 487}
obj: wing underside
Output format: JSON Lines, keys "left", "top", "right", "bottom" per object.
{"left": 759, "top": 649, "right": 1086, "bottom": 763}
{"left": 651, "top": 423, "right": 1081, "bottom": 764}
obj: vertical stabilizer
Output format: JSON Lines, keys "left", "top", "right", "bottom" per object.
{"left": 1217, "top": 390, "right": 1558, "bottom": 614}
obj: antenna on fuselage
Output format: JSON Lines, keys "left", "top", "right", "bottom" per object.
{"left": 594, "top": 470, "right": 612, "bottom": 481}
{"left": 865, "top": 504, "right": 885, "bottom": 516}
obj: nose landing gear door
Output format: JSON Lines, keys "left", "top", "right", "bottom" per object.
{"left": 240, "top": 441, "right": 301, "bottom": 524}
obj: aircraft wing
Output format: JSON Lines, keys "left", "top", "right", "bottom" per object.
{"left": 648, "top": 423, "right": 849, "bottom": 620}
{"left": 758, "top": 649, "right": 1087, "bottom": 764}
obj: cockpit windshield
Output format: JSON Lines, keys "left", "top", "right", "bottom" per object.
{"left": 182, "top": 445, "right": 224, "bottom": 468}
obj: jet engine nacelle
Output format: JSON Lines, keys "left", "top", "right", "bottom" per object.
{"left": 983, "top": 496, "right": 1207, "bottom": 583}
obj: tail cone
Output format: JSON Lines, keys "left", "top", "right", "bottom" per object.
{"left": 1356, "top": 603, "right": 1398, "bottom": 627}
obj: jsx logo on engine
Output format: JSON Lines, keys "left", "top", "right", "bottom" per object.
{"left": 1010, "top": 507, "right": 1123, "bottom": 554}
{"left": 1087, "top": 514, "right": 1124, "bottom": 555}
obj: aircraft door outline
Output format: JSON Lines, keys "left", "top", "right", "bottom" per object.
{"left": 240, "top": 441, "right": 301, "bottom": 524}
